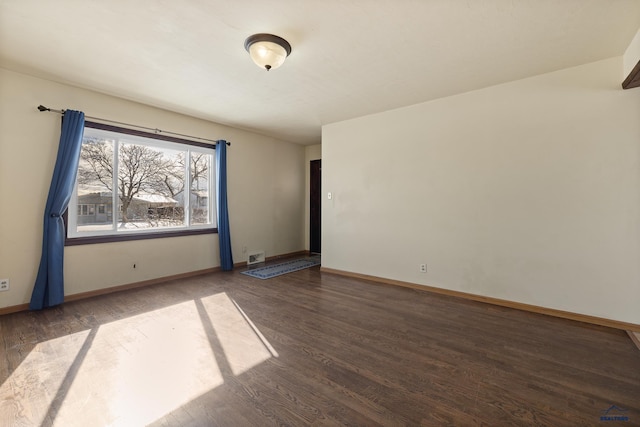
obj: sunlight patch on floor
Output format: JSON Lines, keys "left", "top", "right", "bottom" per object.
{"left": 1, "top": 293, "right": 279, "bottom": 426}
{"left": 54, "top": 300, "right": 224, "bottom": 426}
{"left": 0, "top": 330, "right": 91, "bottom": 426}
{"left": 231, "top": 298, "right": 279, "bottom": 357}
{"left": 199, "top": 293, "right": 274, "bottom": 376}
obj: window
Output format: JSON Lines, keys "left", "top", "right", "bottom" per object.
{"left": 67, "top": 122, "right": 217, "bottom": 244}
{"left": 77, "top": 204, "right": 94, "bottom": 216}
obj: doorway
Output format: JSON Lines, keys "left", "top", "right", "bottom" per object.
{"left": 310, "top": 159, "right": 321, "bottom": 254}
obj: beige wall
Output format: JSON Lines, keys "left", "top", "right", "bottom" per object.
{"left": 304, "top": 144, "right": 322, "bottom": 250}
{"left": 0, "top": 68, "right": 305, "bottom": 309}
{"left": 624, "top": 29, "right": 640, "bottom": 77}
{"left": 322, "top": 56, "right": 640, "bottom": 324}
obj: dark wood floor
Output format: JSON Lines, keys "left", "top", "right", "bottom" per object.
{"left": 1, "top": 263, "right": 639, "bottom": 426}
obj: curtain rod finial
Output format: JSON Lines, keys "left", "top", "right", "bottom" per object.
{"left": 37, "top": 105, "right": 49, "bottom": 112}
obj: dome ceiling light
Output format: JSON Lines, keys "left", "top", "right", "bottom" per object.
{"left": 244, "top": 33, "right": 292, "bottom": 71}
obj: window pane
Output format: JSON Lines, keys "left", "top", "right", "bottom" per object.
{"left": 190, "top": 152, "right": 211, "bottom": 224}
{"left": 77, "top": 136, "right": 114, "bottom": 232}
{"left": 117, "top": 142, "right": 185, "bottom": 231}
{"left": 69, "top": 123, "right": 217, "bottom": 242}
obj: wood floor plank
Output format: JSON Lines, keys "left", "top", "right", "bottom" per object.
{"left": 1, "top": 263, "right": 639, "bottom": 426}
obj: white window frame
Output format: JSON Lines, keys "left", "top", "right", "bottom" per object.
{"left": 67, "top": 123, "right": 217, "bottom": 242}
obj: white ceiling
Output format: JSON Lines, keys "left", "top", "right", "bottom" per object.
{"left": 1, "top": 1, "right": 639, "bottom": 145}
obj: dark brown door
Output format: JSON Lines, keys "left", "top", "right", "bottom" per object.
{"left": 310, "top": 159, "right": 321, "bottom": 254}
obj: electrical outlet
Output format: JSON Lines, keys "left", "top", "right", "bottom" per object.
{"left": 419, "top": 264, "right": 427, "bottom": 273}
{"left": 0, "top": 278, "right": 9, "bottom": 291}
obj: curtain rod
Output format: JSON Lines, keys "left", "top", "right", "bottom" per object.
{"left": 37, "top": 105, "right": 230, "bottom": 146}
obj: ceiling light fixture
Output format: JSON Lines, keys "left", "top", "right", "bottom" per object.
{"left": 244, "top": 33, "right": 292, "bottom": 71}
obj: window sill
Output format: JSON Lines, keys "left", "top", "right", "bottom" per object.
{"left": 65, "top": 227, "right": 217, "bottom": 246}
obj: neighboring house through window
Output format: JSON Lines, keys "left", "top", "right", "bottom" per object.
{"left": 67, "top": 122, "right": 217, "bottom": 244}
